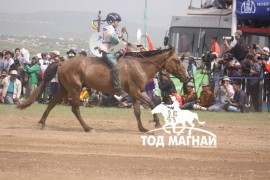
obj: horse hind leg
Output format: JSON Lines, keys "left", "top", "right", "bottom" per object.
{"left": 69, "top": 88, "right": 93, "bottom": 132}
{"left": 39, "top": 85, "right": 67, "bottom": 129}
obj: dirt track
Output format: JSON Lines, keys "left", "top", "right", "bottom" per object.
{"left": 0, "top": 105, "right": 270, "bottom": 179}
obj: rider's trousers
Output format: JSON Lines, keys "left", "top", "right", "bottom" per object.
{"left": 102, "top": 52, "right": 121, "bottom": 89}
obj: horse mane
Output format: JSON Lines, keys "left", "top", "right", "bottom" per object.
{"left": 119, "top": 47, "right": 174, "bottom": 58}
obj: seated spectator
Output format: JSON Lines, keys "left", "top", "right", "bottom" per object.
{"left": 158, "top": 73, "right": 176, "bottom": 104}
{"left": 193, "top": 83, "right": 215, "bottom": 110}
{"left": 1, "top": 70, "right": 22, "bottom": 104}
{"left": 208, "top": 76, "right": 234, "bottom": 111}
{"left": 170, "top": 91, "right": 183, "bottom": 106}
{"left": 119, "top": 95, "right": 133, "bottom": 108}
{"left": 24, "top": 57, "right": 40, "bottom": 98}
{"left": 80, "top": 87, "right": 89, "bottom": 99}
{"left": 80, "top": 87, "right": 89, "bottom": 103}
{"left": 181, "top": 82, "right": 197, "bottom": 109}
{"left": 87, "top": 89, "right": 100, "bottom": 106}
{"left": 225, "top": 81, "right": 247, "bottom": 112}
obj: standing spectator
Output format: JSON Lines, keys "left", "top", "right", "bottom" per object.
{"left": 256, "top": 45, "right": 269, "bottom": 57}
{"left": 145, "top": 78, "right": 155, "bottom": 102}
{"left": 208, "top": 76, "right": 234, "bottom": 111}
{"left": 13, "top": 48, "right": 24, "bottom": 65}
{"left": 67, "top": 49, "right": 76, "bottom": 59}
{"left": 3, "top": 51, "right": 14, "bottom": 73}
{"left": 202, "top": 0, "right": 214, "bottom": 8}
{"left": 49, "top": 51, "right": 60, "bottom": 99}
{"left": 24, "top": 57, "right": 40, "bottom": 98}
{"left": 39, "top": 52, "right": 50, "bottom": 75}
{"left": 9, "top": 59, "right": 20, "bottom": 74}
{"left": 193, "top": 83, "right": 215, "bottom": 110}
{"left": 0, "top": 52, "right": 4, "bottom": 73}
{"left": 223, "top": 57, "right": 241, "bottom": 77}
{"left": 158, "top": 73, "right": 176, "bottom": 104}
{"left": 225, "top": 81, "right": 247, "bottom": 112}
{"left": 210, "top": 37, "right": 221, "bottom": 57}
{"left": 246, "top": 55, "right": 262, "bottom": 112}
{"left": 79, "top": 51, "right": 87, "bottom": 57}
{"left": 183, "top": 57, "right": 197, "bottom": 94}
{"left": 224, "top": 30, "right": 247, "bottom": 63}
{"left": 1, "top": 70, "right": 21, "bottom": 104}
{"left": 0, "top": 69, "right": 8, "bottom": 99}
{"left": 39, "top": 52, "right": 50, "bottom": 102}
{"left": 181, "top": 82, "right": 197, "bottom": 109}
{"left": 211, "top": 52, "right": 222, "bottom": 92}
{"left": 263, "top": 60, "right": 270, "bottom": 72}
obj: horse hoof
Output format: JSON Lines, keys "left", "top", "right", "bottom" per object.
{"left": 139, "top": 127, "right": 149, "bottom": 133}
{"left": 155, "top": 123, "right": 161, "bottom": 128}
{"left": 84, "top": 127, "right": 94, "bottom": 132}
{"left": 40, "top": 123, "right": 46, "bottom": 130}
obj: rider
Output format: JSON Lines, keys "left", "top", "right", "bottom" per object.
{"left": 99, "top": 12, "right": 128, "bottom": 101}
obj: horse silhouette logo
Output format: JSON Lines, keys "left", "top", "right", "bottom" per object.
{"left": 241, "top": 0, "right": 256, "bottom": 14}
{"left": 151, "top": 96, "right": 205, "bottom": 136}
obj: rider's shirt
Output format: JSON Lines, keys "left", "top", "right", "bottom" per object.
{"left": 99, "top": 25, "right": 120, "bottom": 53}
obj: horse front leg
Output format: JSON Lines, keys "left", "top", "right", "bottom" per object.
{"left": 133, "top": 99, "right": 148, "bottom": 132}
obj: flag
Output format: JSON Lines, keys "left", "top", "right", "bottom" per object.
{"left": 146, "top": 33, "right": 154, "bottom": 51}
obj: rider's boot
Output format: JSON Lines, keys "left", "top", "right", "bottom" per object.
{"left": 114, "top": 88, "right": 128, "bottom": 102}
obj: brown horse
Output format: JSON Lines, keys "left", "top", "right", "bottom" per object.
{"left": 17, "top": 47, "right": 189, "bottom": 132}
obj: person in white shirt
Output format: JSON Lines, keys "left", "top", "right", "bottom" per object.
{"left": 39, "top": 52, "right": 50, "bottom": 76}
{"left": 3, "top": 51, "right": 14, "bottom": 73}
{"left": 208, "top": 76, "right": 234, "bottom": 111}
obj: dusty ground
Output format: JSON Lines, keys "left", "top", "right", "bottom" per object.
{"left": 0, "top": 104, "right": 269, "bottom": 180}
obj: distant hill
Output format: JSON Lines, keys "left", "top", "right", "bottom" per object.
{"left": 0, "top": 11, "right": 166, "bottom": 47}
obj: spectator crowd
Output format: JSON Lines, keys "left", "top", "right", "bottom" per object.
{"left": 0, "top": 30, "right": 269, "bottom": 113}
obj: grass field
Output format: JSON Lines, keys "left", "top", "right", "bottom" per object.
{"left": 0, "top": 104, "right": 269, "bottom": 179}
{"left": 1, "top": 104, "right": 268, "bottom": 126}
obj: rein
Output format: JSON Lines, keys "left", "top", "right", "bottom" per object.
{"left": 137, "top": 51, "right": 167, "bottom": 71}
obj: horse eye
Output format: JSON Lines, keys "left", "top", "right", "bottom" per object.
{"left": 174, "top": 59, "right": 180, "bottom": 63}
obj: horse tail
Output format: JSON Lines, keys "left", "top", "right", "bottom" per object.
{"left": 17, "top": 62, "right": 60, "bottom": 110}
{"left": 193, "top": 113, "right": 205, "bottom": 125}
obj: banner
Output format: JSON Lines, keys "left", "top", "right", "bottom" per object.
{"left": 236, "top": 0, "right": 270, "bottom": 20}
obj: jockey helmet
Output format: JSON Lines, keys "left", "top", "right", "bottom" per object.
{"left": 106, "top": 13, "right": 121, "bottom": 25}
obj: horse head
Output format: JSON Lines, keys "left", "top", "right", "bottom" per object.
{"left": 163, "top": 47, "right": 190, "bottom": 82}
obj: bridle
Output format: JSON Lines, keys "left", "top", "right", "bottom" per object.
{"left": 137, "top": 49, "right": 184, "bottom": 78}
